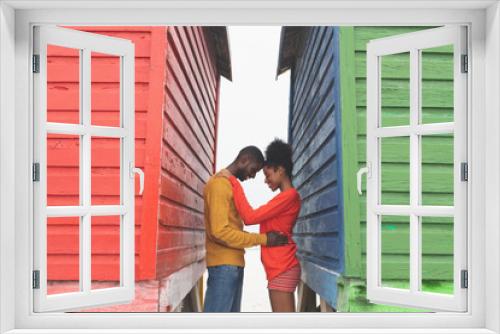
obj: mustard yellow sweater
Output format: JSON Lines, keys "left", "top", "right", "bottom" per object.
{"left": 204, "top": 170, "right": 268, "bottom": 267}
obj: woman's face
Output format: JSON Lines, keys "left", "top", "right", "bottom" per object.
{"left": 263, "top": 165, "right": 285, "bottom": 191}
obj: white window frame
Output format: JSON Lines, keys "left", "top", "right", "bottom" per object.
{"left": 0, "top": 1, "right": 498, "bottom": 333}
{"left": 366, "top": 26, "right": 468, "bottom": 312}
{"left": 33, "top": 26, "right": 136, "bottom": 312}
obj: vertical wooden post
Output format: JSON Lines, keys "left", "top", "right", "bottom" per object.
{"left": 320, "top": 297, "right": 336, "bottom": 312}
{"left": 297, "top": 281, "right": 317, "bottom": 312}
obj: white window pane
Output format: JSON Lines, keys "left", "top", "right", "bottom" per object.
{"left": 421, "top": 45, "right": 454, "bottom": 124}
{"left": 91, "top": 52, "right": 121, "bottom": 127}
{"left": 380, "top": 137, "right": 410, "bottom": 205}
{"left": 47, "top": 133, "right": 80, "bottom": 206}
{"left": 47, "top": 216, "right": 80, "bottom": 295}
{"left": 91, "top": 137, "right": 121, "bottom": 205}
{"left": 421, "top": 216, "right": 454, "bottom": 295}
{"left": 91, "top": 215, "right": 121, "bottom": 290}
{"left": 381, "top": 215, "right": 410, "bottom": 289}
{"left": 47, "top": 45, "right": 80, "bottom": 124}
{"left": 421, "top": 134, "right": 454, "bottom": 206}
{"left": 380, "top": 52, "right": 410, "bottom": 127}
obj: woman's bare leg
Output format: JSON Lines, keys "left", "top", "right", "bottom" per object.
{"left": 268, "top": 289, "right": 296, "bottom": 312}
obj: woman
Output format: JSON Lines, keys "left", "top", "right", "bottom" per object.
{"left": 228, "top": 139, "right": 301, "bottom": 312}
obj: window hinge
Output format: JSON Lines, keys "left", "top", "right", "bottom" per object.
{"left": 32, "top": 270, "right": 40, "bottom": 289}
{"left": 461, "top": 54, "right": 468, "bottom": 73}
{"left": 461, "top": 270, "right": 468, "bottom": 289}
{"left": 32, "top": 55, "right": 40, "bottom": 73}
{"left": 461, "top": 162, "right": 468, "bottom": 182}
{"left": 33, "top": 163, "right": 40, "bottom": 182}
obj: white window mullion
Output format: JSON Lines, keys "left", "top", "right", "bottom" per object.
{"left": 33, "top": 26, "right": 49, "bottom": 310}
{"left": 375, "top": 123, "right": 454, "bottom": 138}
{"left": 121, "top": 49, "right": 135, "bottom": 293}
{"left": 81, "top": 48, "right": 91, "bottom": 294}
{"left": 46, "top": 123, "right": 127, "bottom": 138}
{"left": 366, "top": 46, "right": 380, "bottom": 296}
{"left": 46, "top": 205, "right": 126, "bottom": 217}
{"left": 409, "top": 49, "right": 421, "bottom": 293}
{"left": 453, "top": 26, "right": 468, "bottom": 309}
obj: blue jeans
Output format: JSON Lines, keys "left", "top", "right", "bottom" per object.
{"left": 203, "top": 265, "right": 244, "bottom": 312}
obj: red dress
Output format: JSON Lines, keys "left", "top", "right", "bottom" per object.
{"left": 228, "top": 176, "right": 301, "bottom": 281}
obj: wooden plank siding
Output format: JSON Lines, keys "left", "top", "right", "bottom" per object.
{"left": 347, "top": 27, "right": 455, "bottom": 285}
{"left": 157, "top": 26, "right": 219, "bottom": 279}
{"left": 46, "top": 27, "right": 163, "bottom": 280}
{"left": 289, "top": 27, "right": 345, "bottom": 309}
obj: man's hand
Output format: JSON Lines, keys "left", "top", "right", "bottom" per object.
{"left": 266, "top": 231, "right": 288, "bottom": 247}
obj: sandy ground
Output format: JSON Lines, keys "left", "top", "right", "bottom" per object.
{"left": 202, "top": 247, "right": 271, "bottom": 312}
{"left": 240, "top": 247, "right": 271, "bottom": 312}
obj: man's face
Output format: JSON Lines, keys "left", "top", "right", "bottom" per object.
{"left": 235, "top": 158, "right": 263, "bottom": 182}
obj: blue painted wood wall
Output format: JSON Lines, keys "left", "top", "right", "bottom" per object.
{"left": 289, "top": 26, "right": 344, "bottom": 309}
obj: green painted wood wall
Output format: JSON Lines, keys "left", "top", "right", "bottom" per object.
{"left": 339, "top": 26, "right": 455, "bottom": 309}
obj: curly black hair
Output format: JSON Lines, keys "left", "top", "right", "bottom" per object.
{"left": 264, "top": 138, "right": 293, "bottom": 178}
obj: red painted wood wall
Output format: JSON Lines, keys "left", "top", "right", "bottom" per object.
{"left": 46, "top": 26, "right": 220, "bottom": 283}
{"left": 155, "top": 26, "right": 218, "bottom": 278}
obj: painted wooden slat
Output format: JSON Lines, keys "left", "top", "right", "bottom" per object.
{"left": 298, "top": 259, "right": 339, "bottom": 309}
{"left": 47, "top": 255, "right": 140, "bottom": 280}
{"left": 47, "top": 226, "right": 141, "bottom": 254}
{"left": 181, "top": 26, "right": 216, "bottom": 118}
{"left": 155, "top": 247, "right": 205, "bottom": 278}
{"left": 291, "top": 90, "right": 335, "bottom": 162}
{"left": 160, "top": 145, "right": 206, "bottom": 196}
{"left": 291, "top": 27, "right": 327, "bottom": 116}
{"left": 163, "top": 92, "right": 214, "bottom": 168}
{"left": 292, "top": 43, "right": 335, "bottom": 139}
{"left": 165, "top": 68, "right": 215, "bottom": 151}
{"left": 48, "top": 57, "right": 150, "bottom": 83}
{"left": 294, "top": 136, "right": 337, "bottom": 189}
{"left": 291, "top": 27, "right": 334, "bottom": 132}
{"left": 296, "top": 159, "right": 337, "bottom": 201}
{"left": 360, "top": 225, "right": 454, "bottom": 253}
{"left": 159, "top": 171, "right": 204, "bottom": 214}
{"left": 298, "top": 184, "right": 339, "bottom": 218}
{"left": 294, "top": 235, "right": 341, "bottom": 258}
{"left": 47, "top": 139, "right": 146, "bottom": 166}
{"left": 169, "top": 27, "right": 215, "bottom": 129}
{"left": 184, "top": 27, "right": 216, "bottom": 109}
{"left": 157, "top": 228, "right": 205, "bottom": 250}
{"left": 47, "top": 82, "right": 149, "bottom": 111}
{"left": 195, "top": 27, "right": 217, "bottom": 94}
{"left": 290, "top": 27, "right": 318, "bottom": 113}
{"left": 161, "top": 117, "right": 212, "bottom": 181}
{"left": 292, "top": 68, "right": 336, "bottom": 159}
{"left": 158, "top": 200, "right": 205, "bottom": 230}
{"left": 355, "top": 80, "right": 454, "bottom": 108}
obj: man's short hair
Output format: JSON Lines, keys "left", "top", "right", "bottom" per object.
{"left": 236, "top": 146, "right": 265, "bottom": 164}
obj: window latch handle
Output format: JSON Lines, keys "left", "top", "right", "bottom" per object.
{"left": 129, "top": 163, "right": 145, "bottom": 195}
{"left": 357, "top": 163, "right": 371, "bottom": 195}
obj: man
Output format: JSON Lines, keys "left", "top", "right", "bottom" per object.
{"left": 203, "top": 146, "right": 288, "bottom": 312}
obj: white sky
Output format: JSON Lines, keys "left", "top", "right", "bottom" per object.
{"left": 216, "top": 26, "right": 291, "bottom": 233}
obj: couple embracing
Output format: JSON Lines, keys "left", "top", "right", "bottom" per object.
{"left": 203, "top": 139, "right": 301, "bottom": 313}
